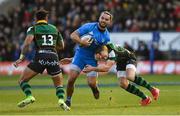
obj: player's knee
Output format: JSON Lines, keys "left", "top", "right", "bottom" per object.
{"left": 18, "top": 79, "right": 28, "bottom": 85}
{"left": 119, "top": 82, "right": 127, "bottom": 89}
{"left": 18, "top": 76, "right": 27, "bottom": 84}
{"left": 67, "top": 77, "right": 76, "bottom": 86}
{"left": 88, "top": 81, "right": 96, "bottom": 88}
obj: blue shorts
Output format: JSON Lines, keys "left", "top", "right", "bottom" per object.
{"left": 70, "top": 54, "right": 98, "bottom": 77}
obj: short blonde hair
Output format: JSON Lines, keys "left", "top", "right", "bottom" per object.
{"left": 95, "top": 45, "right": 108, "bottom": 54}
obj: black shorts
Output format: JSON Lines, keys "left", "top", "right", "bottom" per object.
{"left": 116, "top": 59, "right": 137, "bottom": 71}
{"left": 28, "top": 52, "right": 61, "bottom": 76}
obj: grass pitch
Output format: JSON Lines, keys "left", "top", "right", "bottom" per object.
{"left": 0, "top": 74, "right": 180, "bottom": 115}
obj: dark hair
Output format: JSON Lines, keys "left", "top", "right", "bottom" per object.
{"left": 101, "top": 11, "right": 113, "bottom": 21}
{"left": 35, "top": 9, "right": 49, "bottom": 20}
{"left": 95, "top": 47, "right": 103, "bottom": 54}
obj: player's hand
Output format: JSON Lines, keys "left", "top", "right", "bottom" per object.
{"left": 80, "top": 39, "right": 92, "bottom": 47}
{"left": 60, "top": 58, "right": 72, "bottom": 65}
{"left": 13, "top": 59, "right": 23, "bottom": 68}
{"left": 83, "top": 65, "right": 95, "bottom": 73}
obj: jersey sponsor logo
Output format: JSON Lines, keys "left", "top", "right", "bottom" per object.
{"left": 101, "top": 38, "right": 105, "bottom": 43}
{"left": 89, "top": 31, "right": 93, "bottom": 34}
{"left": 38, "top": 60, "right": 59, "bottom": 66}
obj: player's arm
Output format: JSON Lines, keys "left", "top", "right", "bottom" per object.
{"left": 13, "top": 34, "right": 34, "bottom": 67}
{"left": 115, "top": 47, "right": 136, "bottom": 59}
{"left": 83, "top": 60, "right": 115, "bottom": 73}
{"left": 107, "top": 43, "right": 135, "bottom": 58}
{"left": 70, "top": 31, "right": 91, "bottom": 47}
{"left": 56, "top": 32, "right": 64, "bottom": 50}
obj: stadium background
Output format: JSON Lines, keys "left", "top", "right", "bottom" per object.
{"left": 0, "top": 0, "right": 180, "bottom": 115}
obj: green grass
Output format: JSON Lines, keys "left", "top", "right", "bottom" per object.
{"left": 0, "top": 74, "right": 180, "bottom": 115}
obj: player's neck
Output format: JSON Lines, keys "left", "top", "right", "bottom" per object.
{"left": 36, "top": 20, "right": 47, "bottom": 24}
{"left": 98, "top": 23, "right": 106, "bottom": 32}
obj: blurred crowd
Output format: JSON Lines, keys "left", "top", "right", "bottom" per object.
{"left": 0, "top": 0, "right": 180, "bottom": 61}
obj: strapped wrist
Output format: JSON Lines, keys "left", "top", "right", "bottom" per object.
{"left": 19, "top": 54, "right": 25, "bottom": 60}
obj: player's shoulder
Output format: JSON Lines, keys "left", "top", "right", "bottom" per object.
{"left": 83, "top": 22, "right": 97, "bottom": 28}
{"left": 48, "top": 24, "right": 57, "bottom": 30}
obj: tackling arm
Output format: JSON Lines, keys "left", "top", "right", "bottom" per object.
{"left": 83, "top": 60, "right": 115, "bottom": 73}
{"left": 59, "top": 57, "right": 73, "bottom": 65}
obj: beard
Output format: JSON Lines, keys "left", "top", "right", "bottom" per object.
{"left": 99, "top": 22, "right": 107, "bottom": 28}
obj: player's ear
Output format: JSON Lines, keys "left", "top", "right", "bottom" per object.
{"left": 95, "top": 53, "right": 100, "bottom": 60}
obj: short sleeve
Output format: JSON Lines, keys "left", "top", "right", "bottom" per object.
{"left": 76, "top": 23, "right": 94, "bottom": 36}
{"left": 26, "top": 26, "right": 34, "bottom": 35}
{"left": 58, "top": 32, "right": 63, "bottom": 41}
{"left": 109, "top": 50, "right": 116, "bottom": 58}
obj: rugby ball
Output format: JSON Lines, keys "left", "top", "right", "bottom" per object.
{"left": 80, "top": 34, "right": 93, "bottom": 44}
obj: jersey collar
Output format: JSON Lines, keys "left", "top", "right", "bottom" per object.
{"left": 97, "top": 23, "right": 106, "bottom": 32}
{"left": 36, "top": 20, "right": 47, "bottom": 24}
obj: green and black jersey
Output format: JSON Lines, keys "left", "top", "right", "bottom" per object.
{"left": 106, "top": 43, "right": 137, "bottom": 70}
{"left": 26, "top": 21, "right": 63, "bottom": 75}
{"left": 106, "top": 43, "right": 136, "bottom": 62}
{"left": 27, "top": 21, "right": 63, "bottom": 52}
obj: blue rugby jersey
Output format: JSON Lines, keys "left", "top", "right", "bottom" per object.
{"left": 75, "top": 22, "right": 110, "bottom": 59}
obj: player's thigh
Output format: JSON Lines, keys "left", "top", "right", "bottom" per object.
{"left": 28, "top": 60, "right": 45, "bottom": 74}
{"left": 126, "top": 67, "right": 136, "bottom": 81}
{"left": 126, "top": 60, "right": 137, "bottom": 81}
{"left": 71, "top": 54, "right": 86, "bottom": 71}
{"left": 85, "top": 59, "right": 98, "bottom": 77}
{"left": 20, "top": 66, "right": 38, "bottom": 82}
{"left": 116, "top": 59, "right": 136, "bottom": 81}
{"left": 45, "top": 53, "right": 62, "bottom": 76}
{"left": 116, "top": 61, "right": 129, "bottom": 88}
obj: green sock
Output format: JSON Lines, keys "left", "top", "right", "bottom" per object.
{"left": 126, "top": 83, "right": 147, "bottom": 99}
{"left": 56, "top": 86, "right": 65, "bottom": 100}
{"left": 134, "top": 76, "right": 153, "bottom": 91}
{"left": 20, "top": 81, "right": 32, "bottom": 97}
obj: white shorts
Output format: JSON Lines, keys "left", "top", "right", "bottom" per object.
{"left": 117, "top": 64, "right": 136, "bottom": 78}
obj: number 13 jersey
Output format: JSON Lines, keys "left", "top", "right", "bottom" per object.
{"left": 27, "top": 21, "right": 63, "bottom": 51}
